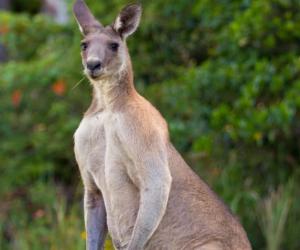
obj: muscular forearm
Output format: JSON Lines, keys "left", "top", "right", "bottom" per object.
{"left": 84, "top": 190, "right": 107, "bottom": 250}
{"left": 127, "top": 177, "right": 172, "bottom": 250}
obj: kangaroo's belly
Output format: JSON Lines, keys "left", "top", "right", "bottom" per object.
{"left": 102, "top": 141, "right": 140, "bottom": 249}
{"left": 103, "top": 177, "right": 139, "bottom": 249}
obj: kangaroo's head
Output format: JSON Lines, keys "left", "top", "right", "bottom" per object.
{"left": 73, "top": 0, "right": 141, "bottom": 81}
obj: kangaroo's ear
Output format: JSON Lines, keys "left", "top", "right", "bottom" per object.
{"left": 73, "top": 0, "right": 102, "bottom": 35}
{"left": 113, "top": 4, "right": 142, "bottom": 39}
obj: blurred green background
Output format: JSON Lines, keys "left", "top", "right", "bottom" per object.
{"left": 1, "top": 0, "right": 300, "bottom": 249}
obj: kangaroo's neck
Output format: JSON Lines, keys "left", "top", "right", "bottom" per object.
{"left": 85, "top": 58, "right": 137, "bottom": 115}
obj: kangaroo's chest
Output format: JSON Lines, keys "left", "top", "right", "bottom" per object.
{"left": 74, "top": 112, "right": 107, "bottom": 185}
{"left": 74, "top": 112, "right": 136, "bottom": 187}
{"left": 74, "top": 112, "right": 139, "bottom": 244}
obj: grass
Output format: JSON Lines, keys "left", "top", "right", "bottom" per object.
{"left": 258, "top": 181, "right": 293, "bottom": 250}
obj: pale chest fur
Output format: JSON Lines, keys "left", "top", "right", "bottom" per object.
{"left": 74, "top": 112, "right": 107, "bottom": 187}
{"left": 74, "top": 111, "right": 140, "bottom": 247}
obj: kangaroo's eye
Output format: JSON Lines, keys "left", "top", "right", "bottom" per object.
{"left": 81, "top": 42, "right": 88, "bottom": 51}
{"left": 109, "top": 42, "right": 119, "bottom": 51}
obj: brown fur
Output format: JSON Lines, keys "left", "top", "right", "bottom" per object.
{"left": 73, "top": 1, "right": 252, "bottom": 249}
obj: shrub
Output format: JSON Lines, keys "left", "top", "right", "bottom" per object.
{"left": 1, "top": 0, "right": 300, "bottom": 249}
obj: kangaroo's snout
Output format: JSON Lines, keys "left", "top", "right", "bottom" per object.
{"left": 86, "top": 58, "right": 102, "bottom": 78}
{"left": 87, "top": 59, "right": 102, "bottom": 72}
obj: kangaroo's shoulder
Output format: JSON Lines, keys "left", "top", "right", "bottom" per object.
{"left": 114, "top": 94, "right": 169, "bottom": 148}
{"left": 122, "top": 94, "right": 168, "bottom": 130}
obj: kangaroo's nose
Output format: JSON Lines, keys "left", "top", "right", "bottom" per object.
{"left": 87, "top": 59, "right": 102, "bottom": 71}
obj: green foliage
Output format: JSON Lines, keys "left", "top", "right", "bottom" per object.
{"left": 1, "top": 0, "right": 300, "bottom": 249}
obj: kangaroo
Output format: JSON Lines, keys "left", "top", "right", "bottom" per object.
{"left": 73, "top": 1, "right": 252, "bottom": 249}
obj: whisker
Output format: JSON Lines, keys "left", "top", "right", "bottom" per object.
{"left": 71, "top": 77, "right": 86, "bottom": 91}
